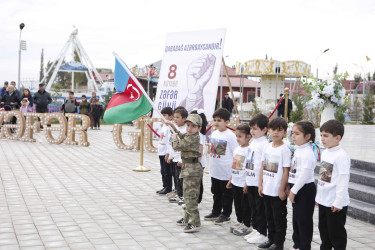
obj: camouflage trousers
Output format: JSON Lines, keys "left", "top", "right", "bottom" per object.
{"left": 183, "top": 173, "right": 203, "bottom": 227}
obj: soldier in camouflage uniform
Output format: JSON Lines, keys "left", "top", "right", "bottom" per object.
{"left": 172, "top": 114, "right": 203, "bottom": 233}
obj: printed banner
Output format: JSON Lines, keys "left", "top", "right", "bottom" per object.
{"left": 153, "top": 29, "right": 226, "bottom": 120}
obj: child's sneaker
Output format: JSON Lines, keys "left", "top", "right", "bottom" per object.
{"left": 233, "top": 225, "right": 252, "bottom": 236}
{"left": 178, "top": 198, "right": 185, "bottom": 205}
{"left": 214, "top": 215, "right": 230, "bottom": 225}
{"left": 166, "top": 191, "right": 176, "bottom": 199}
{"left": 169, "top": 196, "right": 181, "bottom": 203}
{"left": 229, "top": 222, "right": 242, "bottom": 233}
{"left": 183, "top": 224, "right": 201, "bottom": 233}
{"left": 176, "top": 218, "right": 187, "bottom": 226}
{"left": 244, "top": 229, "right": 258, "bottom": 240}
{"left": 204, "top": 213, "right": 219, "bottom": 221}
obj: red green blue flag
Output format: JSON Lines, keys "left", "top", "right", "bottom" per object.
{"left": 103, "top": 56, "right": 152, "bottom": 124}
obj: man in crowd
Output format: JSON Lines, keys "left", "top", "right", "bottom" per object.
{"left": 10, "top": 81, "right": 22, "bottom": 99}
{"left": 1, "top": 81, "right": 8, "bottom": 98}
{"left": 221, "top": 93, "right": 234, "bottom": 113}
{"left": 33, "top": 83, "right": 52, "bottom": 129}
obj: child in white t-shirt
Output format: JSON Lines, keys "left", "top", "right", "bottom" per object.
{"left": 166, "top": 107, "right": 188, "bottom": 203}
{"left": 190, "top": 109, "right": 208, "bottom": 205}
{"left": 244, "top": 114, "right": 269, "bottom": 244}
{"left": 316, "top": 120, "right": 350, "bottom": 250}
{"left": 227, "top": 124, "right": 252, "bottom": 236}
{"left": 204, "top": 108, "right": 238, "bottom": 225}
{"left": 258, "top": 117, "right": 291, "bottom": 250}
{"left": 288, "top": 121, "right": 317, "bottom": 250}
{"left": 156, "top": 107, "right": 174, "bottom": 195}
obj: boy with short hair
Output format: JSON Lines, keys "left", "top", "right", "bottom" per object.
{"left": 167, "top": 107, "right": 188, "bottom": 203}
{"left": 227, "top": 123, "right": 252, "bottom": 236}
{"left": 173, "top": 114, "right": 203, "bottom": 233}
{"left": 316, "top": 120, "right": 350, "bottom": 250}
{"left": 156, "top": 107, "right": 174, "bottom": 195}
{"left": 244, "top": 114, "right": 269, "bottom": 244}
{"left": 258, "top": 117, "right": 291, "bottom": 250}
{"left": 62, "top": 91, "right": 79, "bottom": 114}
{"left": 205, "top": 108, "right": 238, "bottom": 224}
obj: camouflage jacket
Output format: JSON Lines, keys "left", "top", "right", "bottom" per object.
{"left": 172, "top": 132, "right": 202, "bottom": 178}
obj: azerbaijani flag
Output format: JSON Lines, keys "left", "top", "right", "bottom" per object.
{"left": 103, "top": 56, "right": 152, "bottom": 124}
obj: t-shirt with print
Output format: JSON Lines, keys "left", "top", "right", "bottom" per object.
{"left": 158, "top": 124, "right": 171, "bottom": 156}
{"left": 288, "top": 142, "right": 316, "bottom": 185}
{"left": 209, "top": 129, "right": 238, "bottom": 181}
{"left": 315, "top": 145, "right": 350, "bottom": 209}
{"left": 246, "top": 137, "right": 269, "bottom": 187}
{"left": 200, "top": 133, "right": 207, "bottom": 168}
{"left": 231, "top": 145, "right": 249, "bottom": 187}
{"left": 261, "top": 143, "right": 292, "bottom": 197}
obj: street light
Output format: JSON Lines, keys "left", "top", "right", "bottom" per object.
{"left": 18, "top": 23, "right": 25, "bottom": 88}
{"left": 316, "top": 48, "right": 329, "bottom": 79}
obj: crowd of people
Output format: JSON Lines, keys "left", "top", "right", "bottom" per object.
{"left": 0, "top": 81, "right": 103, "bottom": 130}
{"left": 156, "top": 105, "right": 350, "bottom": 250}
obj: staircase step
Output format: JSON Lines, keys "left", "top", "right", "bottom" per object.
{"left": 348, "top": 182, "right": 375, "bottom": 204}
{"left": 351, "top": 159, "right": 375, "bottom": 172}
{"left": 350, "top": 169, "right": 375, "bottom": 187}
{"left": 348, "top": 199, "right": 375, "bottom": 225}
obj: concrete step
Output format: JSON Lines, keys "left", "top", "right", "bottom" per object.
{"left": 350, "top": 168, "right": 375, "bottom": 187}
{"left": 348, "top": 198, "right": 375, "bottom": 225}
{"left": 351, "top": 159, "right": 375, "bottom": 172}
{"left": 348, "top": 182, "right": 375, "bottom": 205}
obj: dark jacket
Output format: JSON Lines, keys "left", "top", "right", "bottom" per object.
{"left": 33, "top": 90, "right": 52, "bottom": 113}
{"left": 222, "top": 97, "right": 234, "bottom": 113}
{"left": 15, "top": 89, "right": 21, "bottom": 100}
{"left": 0, "top": 87, "right": 7, "bottom": 98}
{"left": 279, "top": 98, "right": 293, "bottom": 118}
{"left": 79, "top": 101, "right": 91, "bottom": 115}
{"left": 22, "top": 94, "right": 34, "bottom": 107}
{"left": 1, "top": 92, "right": 20, "bottom": 109}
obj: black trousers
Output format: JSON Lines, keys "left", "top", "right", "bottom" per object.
{"left": 319, "top": 204, "right": 347, "bottom": 250}
{"left": 171, "top": 162, "right": 183, "bottom": 197}
{"left": 247, "top": 186, "right": 267, "bottom": 236}
{"left": 290, "top": 182, "right": 316, "bottom": 250}
{"left": 232, "top": 184, "right": 251, "bottom": 227}
{"left": 263, "top": 195, "right": 287, "bottom": 246}
{"left": 198, "top": 176, "right": 204, "bottom": 204}
{"left": 159, "top": 156, "right": 172, "bottom": 192}
{"left": 211, "top": 177, "right": 233, "bottom": 217}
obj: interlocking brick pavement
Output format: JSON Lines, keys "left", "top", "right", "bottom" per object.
{"left": 0, "top": 125, "right": 374, "bottom": 250}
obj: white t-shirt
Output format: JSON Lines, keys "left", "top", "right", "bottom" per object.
{"left": 231, "top": 146, "right": 249, "bottom": 187}
{"left": 200, "top": 133, "right": 207, "bottom": 168}
{"left": 246, "top": 137, "right": 269, "bottom": 187}
{"left": 167, "top": 125, "right": 186, "bottom": 163}
{"left": 157, "top": 124, "right": 171, "bottom": 156}
{"left": 261, "top": 143, "right": 292, "bottom": 197}
{"left": 288, "top": 143, "right": 316, "bottom": 194}
{"left": 315, "top": 145, "right": 350, "bottom": 209}
{"left": 209, "top": 129, "right": 238, "bottom": 181}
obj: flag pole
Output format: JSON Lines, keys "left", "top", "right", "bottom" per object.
{"left": 113, "top": 52, "right": 176, "bottom": 133}
{"left": 133, "top": 116, "right": 150, "bottom": 172}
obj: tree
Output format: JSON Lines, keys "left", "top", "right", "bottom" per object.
{"left": 249, "top": 98, "right": 261, "bottom": 117}
{"left": 45, "top": 60, "right": 71, "bottom": 88}
{"left": 39, "top": 49, "right": 44, "bottom": 82}
{"left": 372, "top": 71, "right": 375, "bottom": 81}
{"left": 333, "top": 63, "right": 338, "bottom": 76}
{"left": 265, "top": 54, "right": 268, "bottom": 60}
{"left": 290, "top": 93, "right": 305, "bottom": 122}
{"left": 367, "top": 72, "right": 371, "bottom": 81}
{"left": 361, "top": 90, "right": 375, "bottom": 124}
{"left": 73, "top": 50, "right": 88, "bottom": 88}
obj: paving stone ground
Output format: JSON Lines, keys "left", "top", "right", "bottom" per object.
{"left": 0, "top": 124, "right": 375, "bottom": 250}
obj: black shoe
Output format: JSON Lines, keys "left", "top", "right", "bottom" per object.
{"left": 176, "top": 218, "right": 187, "bottom": 226}
{"left": 156, "top": 188, "right": 165, "bottom": 194}
{"left": 204, "top": 213, "right": 219, "bottom": 221}
{"left": 183, "top": 224, "right": 201, "bottom": 233}
{"left": 159, "top": 189, "right": 170, "bottom": 195}
{"left": 267, "top": 243, "right": 283, "bottom": 250}
{"left": 258, "top": 240, "right": 274, "bottom": 249}
{"left": 214, "top": 215, "right": 230, "bottom": 225}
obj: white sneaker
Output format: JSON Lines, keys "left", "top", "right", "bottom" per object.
{"left": 182, "top": 204, "right": 186, "bottom": 209}
{"left": 244, "top": 229, "right": 258, "bottom": 240}
{"left": 229, "top": 222, "right": 242, "bottom": 233}
{"left": 246, "top": 233, "right": 267, "bottom": 244}
{"left": 233, "top": 225, "right": 252, "bottom": 236}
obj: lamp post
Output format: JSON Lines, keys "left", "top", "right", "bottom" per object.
{"left": 316, "top": 48, "right": 329, "bottom": 79}
{"left": 18, "top": 23, "right": 25, "bottom": 88}
{"left": 220, "top": 55, "right": 229, "bottom": 108}
{"left": 147, "top": 64, "right": 153, "bottom": 97}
